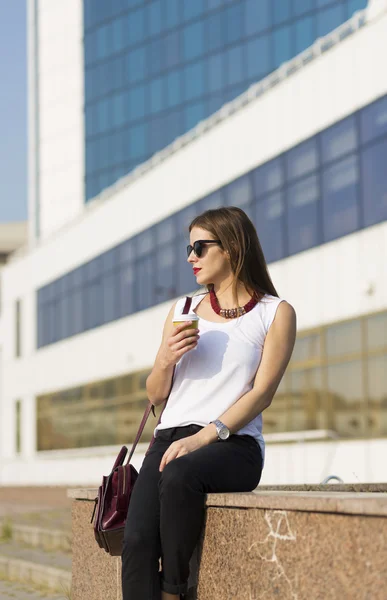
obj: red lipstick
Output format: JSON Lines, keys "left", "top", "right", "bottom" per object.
{"left": 193, "top": 268, "right": 201, "bottom": 275}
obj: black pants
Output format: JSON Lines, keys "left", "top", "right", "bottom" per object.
{"left": 121, "top": 424, "right": 263, "bottom": 599}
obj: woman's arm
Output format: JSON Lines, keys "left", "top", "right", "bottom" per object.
{"left": 196, "top": 300, "right": 297, "bottom": 445}
{"left": 146, "top": 302, "right": 200, "bottom": 406}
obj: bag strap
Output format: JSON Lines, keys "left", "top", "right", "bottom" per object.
{"left": 126, "top": 296, "right": 193, "bottom": 464}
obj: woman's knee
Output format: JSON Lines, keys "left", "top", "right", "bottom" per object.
{"left": 159, "top": 458, "right": 199, "bottom": 495}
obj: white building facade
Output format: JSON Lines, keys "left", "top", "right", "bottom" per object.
{"left": 0, "top": 0, "right": 386, "bottom": 486}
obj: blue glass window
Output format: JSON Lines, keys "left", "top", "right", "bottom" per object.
{"left": 273, "top": 25, "right": 292, "bottom": 69}
{"left": 273, "top": 0, "right": 292, "bottom": 25}
{"left": 183, "top": 21, "right": 204, "bottom": 61}
{"left": 225, "top": 2, "right": 244, "bottom": 44}
{"left": 183, "top": 0, "right": 205, "bottom": 21}
{"left": 208, "top": 0, "right": 223, "bottom": 9}
{"left": 164, "top": 111, "right": 183, "bottom": 146}
{"left": 111, "top": 56, "right": 124, "bottom": 92}
{"left": 126, "top": 47, "right": 146, "bottom": 83}
{"left": 166, "top": 70, "right": 182, "bottom": 108}
{"left": 156, "top": 217, "right": 176, "bottom": 245}
{"left": 102, "top": 270, "right": 119, "bottom": 323}
{"left": 226, "top": 46, "right": 245, "bottom": 86}
{"left": 118, "top": 263, "right": 135, "bottom": 318}
{"left": 149, "top": 115, "right": 165, "bottom": 155}
{"left": 148, "top": 38, "right": 163, "bottom": 76}
{"left": 95, "top": 25, "right": 112, "bottom": 61}
{"left": 111, "top": 92, "right": 126, "bottom": 128}
{"left": 245, "top": 0, "right": 270, "bottom": 36}
{"left": 96, "top": 99, "right": 111, "bottom": 134}
{"left": 226, "top": 175, "right": 252, "bottom": 206}
{"left": 155, "top": 246, "right": 177, "bottom": 303}
{"left": 322, "top": 155, "right": 360, "bottom": 242}
{"left": 130, "top": 123, "right": 148, "bottom": 160}
{"left": 184, "top": 62, "right": 204, "bottom": 101}
{"left": 147, "top": 0, "right": 162, "bottom": 37}
{"left": 361, "top": 138, "right": 387, "bottom": 227}
{"left": 150, "top": 77, "right": 164, "bottom": 114}
{"left": 85, "top": 32, "right": 96, "bottom": 65}
{"left": 206, "top": 12, "right": 223, "bottom": 53}
{"left": 317, "top": 4, "right": 345, "bottom": 37}
{"left": 165, "top": 30, "right": 180, "bottom": 68}
{"left": 321, "top": 116, "right": 357, "bottom": 164}
{"left": 246, "top": 36, "right": 270, "bottom": 80}
{"left": 294, "top": 15, "right": 315, "bottom": 54}
{"left": 184, "top": 101, "right": 205, "bottom": 130}
{"left": 126, "top": 8, "right": 145, "bottom": 45}
{"left": 84, "top": 0, "right": 94, "bottom": 29}
{"left": 286, "top": 139, "right": 318, "bottom": 181}
{"left": 253, "top": 157, "right": 284, "bottom": 196}
{"left": 129, "top": 85, "right": 145, "bottom": 120}
{"left": 207, "top": 53, "right": 224, "bottom": 93}
{"left": 206, "top": 94, "right": 224, "bottom": 117}
{"left": 165, "top": 0, "right": 181, "bottom": 29}
{"left": 137, "top": 229, "right": 154, "bottom": 257}
{"left": 360, "top": 96, "right": 387, "bottom": 144}
{"left": 177, "top": 204, "right": 201, "bottom": 237}
{"left": 102, "top": 247, "right": 119, "bottom": 273}
{"left": 287, "top": 174, "right": 320, "bottom": 254}
{"left": 136, "top": 254, "right": 155, "bottom": 311}
{"left": 111, "top": 19, "right": 124, "bottom": 54}
{"left": 119, "top": 238, "right": 136, "bottom": 264}
{"left": 293, "top": 0, "right": 315, "bottom": 17}
{"left": 255, "top": 191, "right": 286, "bottom": 263}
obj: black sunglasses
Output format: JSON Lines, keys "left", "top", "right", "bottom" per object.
{"left": 186, "top": 240, "right": 222, "bottom": 258}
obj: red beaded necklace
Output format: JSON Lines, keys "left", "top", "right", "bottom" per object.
{"left": 209, "top": 286, "right": 259, "bottom": 319}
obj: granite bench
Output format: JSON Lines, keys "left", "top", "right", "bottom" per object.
{"left": 68, "top": 484, "right": 387, "bottom": 600}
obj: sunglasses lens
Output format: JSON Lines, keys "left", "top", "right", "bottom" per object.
{"left": 194, "top": 242, "right": 202, "bottom": 257}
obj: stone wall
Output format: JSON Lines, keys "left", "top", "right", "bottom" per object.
{"left": 69, "top": 487, "right": 387, "bottom": 600}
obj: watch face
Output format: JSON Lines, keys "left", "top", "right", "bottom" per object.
{"left": 219, "top": 427, "right": 230, "bottom": 440}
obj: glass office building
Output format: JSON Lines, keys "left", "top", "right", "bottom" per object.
{"left": 83, "top": 0, "right": 367, "bottom": 202}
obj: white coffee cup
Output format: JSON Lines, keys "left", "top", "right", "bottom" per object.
{"left": 172, "top": 314, "right": 199, "bottom": 330}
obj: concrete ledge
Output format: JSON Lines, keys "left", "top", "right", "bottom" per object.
{"left": 206, "top": 490, "right": 387, "bottom": 516}
{"left": 67, "top": 481, "right": 387, "bottom": 501}
{"left": 68, "top": 485, "right": 387, "bottom": 516}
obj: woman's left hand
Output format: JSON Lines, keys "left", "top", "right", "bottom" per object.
{"left": 159, "top": 434, "right": 206, "bottom": 472}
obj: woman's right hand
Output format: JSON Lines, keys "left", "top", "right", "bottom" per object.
{"left": 160, "top": 323, "right": 199, "bottom": 368}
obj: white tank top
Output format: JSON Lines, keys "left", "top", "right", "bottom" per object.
{"left": 155, "top": 292, "right": 286, "bottom": 464}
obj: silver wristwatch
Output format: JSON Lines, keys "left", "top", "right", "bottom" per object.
{"left": 211, "top": 419, "right": 230, "bottom": 441}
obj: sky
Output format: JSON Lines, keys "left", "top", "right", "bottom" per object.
{"left": 0, "top": 2, "right": 27, "bottom": 223}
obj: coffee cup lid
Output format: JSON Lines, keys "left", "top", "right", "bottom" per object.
{"left": 173, "top": 313, "right": 199, "bottom": 322}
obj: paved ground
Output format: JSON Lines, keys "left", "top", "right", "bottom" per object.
{"left": 1, "top": 510, "right": 71, "bottom": 533}
{"left": 0, "top": 488, "right": 72, "bottom": 520}
{"left": 0, "top": 542, "right": 72, "bottom": 572}
{"left": 0, "top": 488, "right": 72, "bottom": 534}
{"left": 0, "top": 579, "right": 66, "bottom": 599}
{"left": 0, "top": 488, "right": 73, "bottom": 599}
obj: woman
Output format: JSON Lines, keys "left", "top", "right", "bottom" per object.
{"left": 121, "top": 207, "right": 296, "bottom": 600}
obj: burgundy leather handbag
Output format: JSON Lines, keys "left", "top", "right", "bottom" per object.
{"left": 91, "top": 296, "right": 193, "bottom": 556}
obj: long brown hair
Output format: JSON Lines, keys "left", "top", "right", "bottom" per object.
{"left": 189, "top": 206, "right": 278, "bottom": 304}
